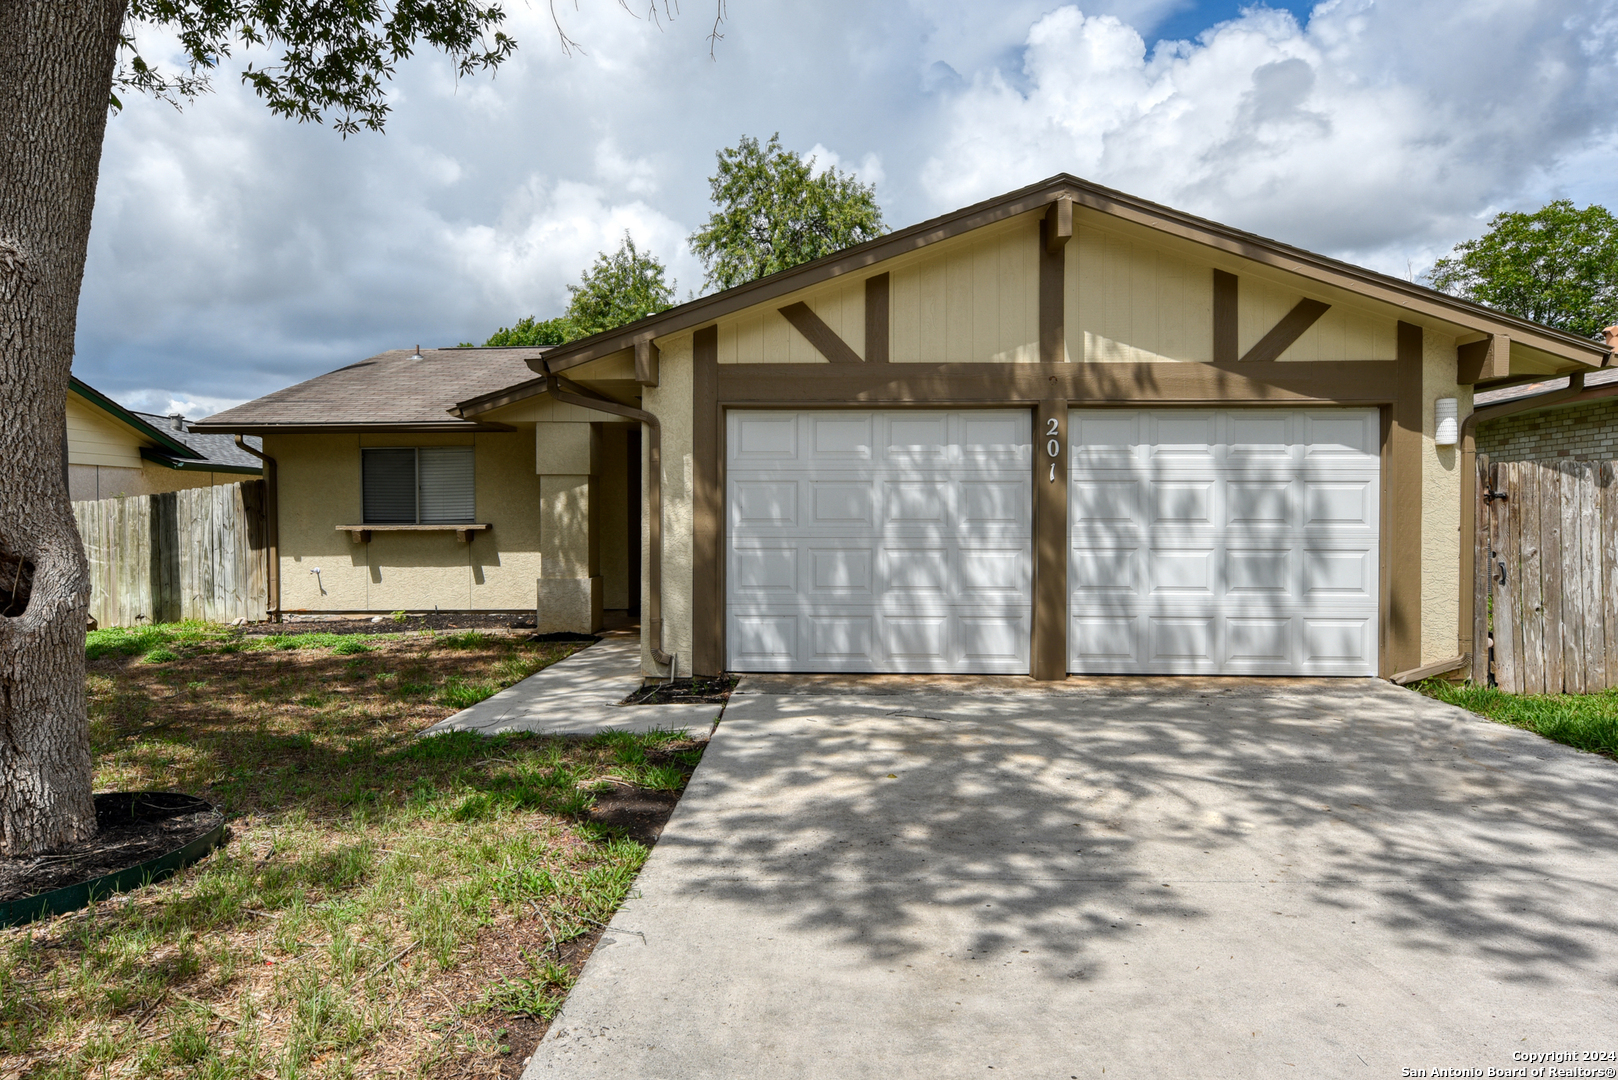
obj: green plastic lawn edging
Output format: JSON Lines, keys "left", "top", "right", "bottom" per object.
{"left": 0, "top": 793, "right": 225, "bottom": 929}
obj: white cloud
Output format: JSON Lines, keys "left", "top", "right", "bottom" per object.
{"left": 114, "top": 389, "right": 248, "bottom": 419}
{"left": 70, "top": 1, "right": 1618, "bottom": 409}
{"left": 806, "top": 143, "right": 887, "bottom": 192}
{"left": 923, "top": 1, "right": 1618, "bottom": 273}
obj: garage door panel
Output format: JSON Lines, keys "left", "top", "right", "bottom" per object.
{"left": 808, "top": 615, "right": 874, "bottom": 661}
{"left": 884, "top": 415, "right": 951, "bottom": 464}
{"left": 1302, "top": 547, "right": 1375, "bottom": 599}
{"left": 957, "top": 546, "right": 1028, "bottom": 599}
{"left": 732, "top": 414, "right": 799, "bottom": 462}
{"left": 1071, "top": 412, "right": 1140, "bottom": 463}
{"left": 808, "top": 545, "right": 874, "bottom": 598}
{"left": 1148, "top": 411, "right": 1218, "bottom": 460}
{"left": 1151, "top": 482, "right": 1216, "bottom": 527}
{"left": 1071, "top": 407, "right": 1378, "bottom": 676}
{"left": 1071, "top": 548, "right": 1141, "bottom": 597}
{"left": 729, "top": 615, "right": 798, "bottom": 667}
{"left": 1147, "top": 548, "right": 1216, "bottom": 596}
{"left": 731, "top": 543, "right": 798, "bottom": 595}
{"left": 1226, "top": 617, "right": 1292, "bottom": 665}
{"left": 1225, "top": 547, "right": 1292, "bottom": 595}
{"left": 885, "top": 615, "right": 949, "bottom": 661}
{"left": 1072, "top": 480, "right": 1143, "bottom": 528}
{"left": 1071, "top": 616, "right": 1142, "bottom": 663}
{"left": 810, "top": 481, "right": 875, "bottom": 526}
{"left": 1303, "top": 411, "right": 1379, "bottom": 458}
{"left": 1226, "top": 480, "right": 1293, "bottom": 528}
{"left": 810, "top": 414, "right": 875, "bottom": 461}
{"left": 1302, "top": 480, "right": 1375, "bottom": 528}
{"left": 1302, "top": 618, "right": 1376, "bottom": 668}
{"left": 959, "top": 613, "right": 1029, "bottom": 665}
{"left": 1148, "top": 616, "right": 1218, "bottom": 667}
{"left": 729, "top": 410, "right": 1031, "bottom": 673}
{"left": 1227, "top": 411, "right": 1293, "bottom": 461}
{"left": 732, "top": 480, "right": 799, "bottom": 527}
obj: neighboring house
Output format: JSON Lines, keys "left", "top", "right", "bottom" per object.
{"left": 67, "top": 377, "right": 263, "bottom": 501}
{"left": 1474, "top": 362, "right": 1618, "bottom": 463}
{"left": 194, "top": 174, "right": 1611, "bottom": 682}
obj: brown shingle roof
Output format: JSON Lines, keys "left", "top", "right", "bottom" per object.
{"left": 190, "top": 348, "right": 546, "bottom": 432}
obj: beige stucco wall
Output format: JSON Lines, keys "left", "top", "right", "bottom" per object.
{"left": 270, "top": 430, "right": 545, "bottom": 612}
{"left": 1421, "top": 330, "right": 1469, "bottom": 665}
{"left": 641, "top": 332, "right": 693, "bottom": 676}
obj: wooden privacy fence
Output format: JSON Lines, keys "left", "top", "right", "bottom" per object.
{"left": 1476, "top": 456, "right": 1618, "bottom": 694}
{"left": 73, "top": 481, "right": 269, "bottom": 628}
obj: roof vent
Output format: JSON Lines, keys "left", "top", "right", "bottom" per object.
{"left": 412, "top": 343, "right": 423, "bottom": 359}
{"left": 168, "top": 413, "right": 185, "bottom": 431}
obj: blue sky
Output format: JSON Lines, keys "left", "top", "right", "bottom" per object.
{"left": 78, "top": 0, "right": 1618, "bottom": 417}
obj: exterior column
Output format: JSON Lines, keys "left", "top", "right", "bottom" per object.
{"left": 535, "top": 422, "right": 602, "bottom": 633}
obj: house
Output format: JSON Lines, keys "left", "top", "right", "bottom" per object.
{"left": 67, "top": 377, "right": 263, "bottom": 501}
{"left": 1473, "top": 334, "right": 1618, "bottom": 462}
{"left": 192, "top": 175, "right": 1612, "bottom": 681}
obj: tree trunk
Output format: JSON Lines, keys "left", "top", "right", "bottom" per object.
{"left": 0, "top": 0, "right": 127, "bottom": 855}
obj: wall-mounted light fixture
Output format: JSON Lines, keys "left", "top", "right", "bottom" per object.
{"left": 1434, "top": 397, "right": 1459, "bottom": 446}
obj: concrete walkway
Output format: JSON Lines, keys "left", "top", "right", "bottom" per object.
{"left": 525, "top": 676, "right": 1618, "bottom": 1079}
{"left": 421, "top": 636, "right": 721, "bottom": 737}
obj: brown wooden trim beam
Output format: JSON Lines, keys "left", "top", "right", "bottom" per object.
{"left": 1213, "top": 270, "right": 1238, "bottom": 365}
{"left": 1239, "top": 298, "right": 1331, "bottom": 364}
{"left": 1386, "top": 321, "right": 1425, "bottom": 674}
{"left": 1040, "top": 218, "right": 1067, "bottom": 364}
{"left": 714, "top": 360, "right": 1398, "bottom": 405}
{"left": 1044, "top": 196, "right": 1073, "bottom": 254}
{"left": 1031, "top": 397, "right": 1069, "bottom": 680}
{"left": 692, "top": 326, "right": 723, "bottom": 676}
{"left": 778, "top": 302, "right": 864, "bottom": 364}
{"left": 865, "top": 273, "right": 890, "bottom": 364}
{"left": 1456, "top": 333, "right": 1509, "bottom": 384}
{"left": 635, "top": 339, "right": 661, "bottom": 387}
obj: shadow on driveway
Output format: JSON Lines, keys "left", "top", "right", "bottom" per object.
{"left": 528, "top": 677, "right": 1618, "bottom": 1079}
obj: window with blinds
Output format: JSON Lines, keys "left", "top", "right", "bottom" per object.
{"left": 361, "top": 447, "right": 475, "bottom": 524}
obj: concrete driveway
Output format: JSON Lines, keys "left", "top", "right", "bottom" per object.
{"left": 525, "top": 677, "right": 1618, "bottom": 1080}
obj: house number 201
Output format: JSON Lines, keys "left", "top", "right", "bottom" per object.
{"left": 1046, "top": 417, "right": 1060, "bottom": 482}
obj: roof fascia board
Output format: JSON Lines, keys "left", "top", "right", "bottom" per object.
{"left": 451, "top": 375, "right": 548, "bottom": 418}
{"left": 139, "top": 448, "right": 263, "bottom": 474}
{"left": 187, "top": 422, "right": 516, "bottom": 435}
{"left": 532, "top": 174, "right": 1606, "bottom": 375}
{"left": 69, "top": 377, "right": 203, "bottom": 458}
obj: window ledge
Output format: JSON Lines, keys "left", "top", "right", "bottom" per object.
{"left": 337, "top": 524, "right": 489, "bottom": 544}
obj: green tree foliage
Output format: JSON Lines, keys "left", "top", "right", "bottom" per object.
{"left": 688, "top": 134, "right": 885, "bottom": 291}
{"left": 478, "top": 233, "right": 676, "bottom": 346}
{"left": 564, "top": 233, "right": 678, "bottom": 337}
{"left": 118, "top": 0, "right": 517, "bottom": 134}
{"left": 1427, "top": 201, "right": 1618, "bottom": 339}
{"left": 481, "top": 317, "right": 572, "bottom": 348}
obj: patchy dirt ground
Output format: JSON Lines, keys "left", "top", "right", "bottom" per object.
{"left": 0, "top": 625, "right": 705, "bottom": 1079}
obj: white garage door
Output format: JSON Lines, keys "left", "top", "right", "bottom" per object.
{"left": 727, "top": 410, "right": 1032, "bottom": 673}
{"left": 1069, "top": 408, "right": 1380, "bottom": 675}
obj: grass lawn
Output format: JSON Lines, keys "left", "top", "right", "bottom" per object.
{"left": 1418, "top": 679, "right": 1618, "bottom": 760}
{"left": 1, "top": 622, "right": 704, "bottom": 1079}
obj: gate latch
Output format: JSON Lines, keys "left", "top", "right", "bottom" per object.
{"left": 1484, "top": 488, "right": 1509, "bottom": 502}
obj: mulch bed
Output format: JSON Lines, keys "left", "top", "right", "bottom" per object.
{"left": 242, "top": 612, "right": 544, "bottom": 636}
{"left": 0, "top": 792, "right": 222, "bottom": 902}
{"left": 624, "top": 674, "right": 740, "bottom": 706}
